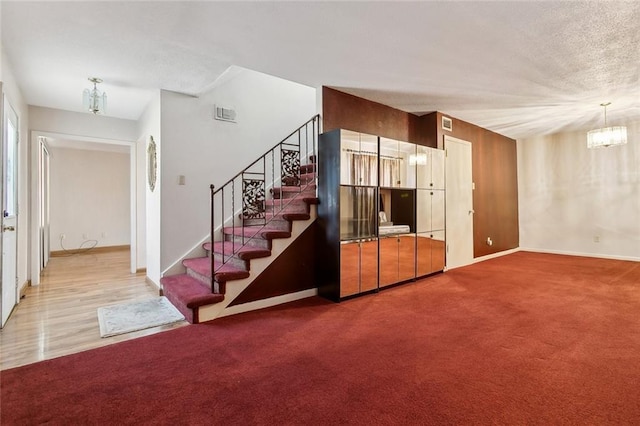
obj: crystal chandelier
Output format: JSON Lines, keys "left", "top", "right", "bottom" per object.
{"left": 587, "top": 103, "right": 627, "bottom": 148}
{"left": 82, "top": 77, "right": 107, "bottom": 114}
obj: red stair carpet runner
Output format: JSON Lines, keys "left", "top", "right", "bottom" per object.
{"left": 161, "top": 163, "right": 317, "bottom": 323}
{"left": 2, "top": 252, "right": 639, "bottom": 424}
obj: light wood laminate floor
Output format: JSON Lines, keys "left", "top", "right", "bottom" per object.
{"left": 0, "top": 249, "right": 188, "bottom": 370}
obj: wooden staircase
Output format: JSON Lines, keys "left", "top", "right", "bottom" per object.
{"left": 161, "top": 116, "right": 319, "bottom": 324}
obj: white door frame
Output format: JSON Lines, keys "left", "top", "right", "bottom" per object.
{"left": 444, "top": 135, "right": 474, "bottom": 270}
{"left": 40, "top": 142, "right": 51, "bottom": 269}
{"left": 30, "top": 130, "right": 138, "bottom": 285}
{"left": 2, "top": 96, "right": 19, "bottom": 327}
{"left": 0, "top": 86, "right": 4, "bottom": 324}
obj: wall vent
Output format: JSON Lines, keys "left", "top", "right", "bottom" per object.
{"left": 442, "top": 116, "right": 453, "bottom": 132}
{"left": 214, "top": 105, "right": 237, "bottom": 122}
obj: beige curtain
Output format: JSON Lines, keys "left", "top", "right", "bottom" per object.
{"left": 380, "top": 157, "right": 400, "bottom": 187}
{"left": 347, "top": 153, "right": 378, "bottom": 186}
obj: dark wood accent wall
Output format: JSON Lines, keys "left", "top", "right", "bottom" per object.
{"left": 435, "top": 112, "right": 519, "bottom": 257}
{"left": 229, "top": 223, "right": 318, "bottom": 306}
{"left": 322, "top": 87, "right": 435, "bottom": 147}
{"left": 321, "top": 87, "right": 519, "bottom": 258}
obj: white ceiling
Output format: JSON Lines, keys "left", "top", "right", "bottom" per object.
{"left": 3, "top": 1, "right": 639, "bottom": 140}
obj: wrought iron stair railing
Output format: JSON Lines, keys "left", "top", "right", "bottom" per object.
{"left": 209, "top": 115, "right": 320, "bottom": 290}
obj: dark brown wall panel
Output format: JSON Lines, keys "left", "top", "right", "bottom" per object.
{"left": 436, "top": 112, "right": 519, "bottom": 257}
{"left": 229, "top": 223, "right": 318, "bottom": 306}
{"left": 322, "top": 87, "right": 435, "bottom": 147}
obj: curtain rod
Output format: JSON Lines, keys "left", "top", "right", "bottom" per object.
{"left": 344, "top": 148, "right": 403, "bottom": 160}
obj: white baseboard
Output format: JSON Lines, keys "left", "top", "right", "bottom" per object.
{"left": 519, "top": 247, "right": 640, "bottom": 262}
{"left": 219, "top": 288, "right": 318, "bottom": 318}
{"left": 443, "top": 248, "right": 521, "bottom": 271}
{"left": 145, "top": 276, "right": 161, "bottom": 291}
{"left": 473, "top": 248, "right": 521, "bottom": 264}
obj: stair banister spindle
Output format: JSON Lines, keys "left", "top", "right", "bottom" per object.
{"left": 297, "top": 129, "right": 302, "bottom": 194}
{"left": 263, "top": 155, "right": 267, "bottom": 226}
{"left": 222, "top": 186, "right": 225, "bottom": 269}
{"left": 271, "top": 151, "right": 275, "bottom": 218}
{"left": 214, "top": 184, "right": 219, "bottom": 293}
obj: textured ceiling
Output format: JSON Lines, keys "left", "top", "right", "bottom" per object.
{"left": 2, "top": 1, "right": 639, "bottom": 139}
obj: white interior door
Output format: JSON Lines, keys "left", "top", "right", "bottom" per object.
{"left": 2, "top": 99, "right": 19, "bottom": 327}
{"left": 445, "top": 136, "right": 473, "bottom": 270}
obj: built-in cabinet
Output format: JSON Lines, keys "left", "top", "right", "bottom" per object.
{"left": 318, "top": 129, "right": 445, "bottom": 302}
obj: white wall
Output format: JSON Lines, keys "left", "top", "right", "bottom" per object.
{"left": 137, "top": 92, "right": 161, "bottom": 284}
{"left": 159, "top": 67, "right": 316, "bottom": 272}
{"left": 518, "top": 119, "right": 640, "bottom": 260}
{"left": 49, "top": 147, "right": 130, "bottom": 251}
{"left": 2, "top": 50, "right": 30, "bottom": 289}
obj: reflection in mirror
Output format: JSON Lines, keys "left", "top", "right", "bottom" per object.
{"left": 431, "top": 230, "right": 446, "bottom": 271}
{"left": 398, "top": 234, "right": 416, "bottom": 281}
{"left": 340, "top": 186, "right": 377, "bottom": 240}
{"left": 416, "top": 189, "right": 432, "bottom": 233}
{"left": 416, "top": 232, "right": 433, "bottom": 276}
{"left": 431, "top": 149, "right": 445, "bottom": 189}
{"left": 431, "top": 190, "right": 445, "bottom": 231}
{"left": 340, "top": 241, "right": 360, "bottom": 297}
{"left": 379, "top": 236, "right": 399, "bottom": 287}
{"left": 379, "top": 138, "right": 400, "bottom": 187}
{"left": 398, "top": 141, "right": 416, "bottom": 188}
{"left": 360, "top": 239, "right": 379, "bottom": 292}
{"left": 341, "top": 130, "right": 378, "bottom": 186}
{"left": 416, "top": 145, "right": 431, "bottom": 189}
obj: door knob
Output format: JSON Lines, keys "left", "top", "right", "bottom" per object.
{"left": 468, "top": 209, "right": 475, "bottom": 215}
{"left": 3, "top": 225, "right": 15, "bottom": 231}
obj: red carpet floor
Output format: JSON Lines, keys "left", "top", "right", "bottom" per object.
{"left": 2, "top": 252, "right": 639, "bottom": 425}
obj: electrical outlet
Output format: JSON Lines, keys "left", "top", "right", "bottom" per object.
{"left": 60, "top": 233, "right": 65, "bottom": 240}
{"left": 82, "top": 233, "right": 88, "bottom": 239}
{"left": 594, "top": 236, "right": 600, "bottom": 243}
{"left": 102, "top": 232, "right": 107, "bottom": 238}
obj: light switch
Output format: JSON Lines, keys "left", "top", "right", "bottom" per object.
{"left": 178, "top": 175, "right": 186, "bottom": 185}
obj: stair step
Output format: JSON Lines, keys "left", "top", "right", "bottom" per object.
{"left": 264, "top": 197, "right": 311, "bottom": 210}
{"left": 223, "top": 226, "right": 291, "bottom": 240}
{"left": 300, "top": 172, "right": 316, "bottom": 183}
{"left": 300, "top": 163, "right": 316, "bottom": 174}
{"left": 272, "top": 186, "right": 317, "bottom": 200}
{"left": 183, "top": 257, "right": 251, "bottom": 283}
{"left": 205, "top": 241, "right": 271, "bottom": 261}
{"left": 160, "top": 274, "right": 225, "bottom": 324}
{"left": 208, "top": 244, "right": 270, "bottom": 270}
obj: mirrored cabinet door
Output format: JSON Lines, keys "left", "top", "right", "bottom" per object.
{"left": 398, "top": 234, "right": 416, "bottom": 282}
{"left": 431, "top": 230, "right": 446, "bottom": 272}
{"left": 340, "top": 130, "right": 379, "bottom": 186}
{"left": 431, "top": 190, "right": 445, "bottom": 231}
{"left": 416, "top": 189, "right": 432, "bottom": 233}
{"left": 416, "top": 232, "right": 433, "bottom": 277}
{"left": 415, "top": 145, "right": 431, "bottom": 189}
{"left": 340, "top": 241, "right": 360, "bottom": 298}
{"left": 360, "top": 239, "right": 379, "bottom": 292}
{"left": 431, "top": 149, "right": 445, "bottom": 190}
{"left": 379, "top": 236, "right": 399, "bottom": 287}
{"left": 398, "top": 141, "right": 416, "bottom": 188}
{"left": 340, "top": 239, "right": 380, "bottom": 297}
{"left": 379, "top": 137, "right": 400, "bottom": 187}
{"left": 339, "top": 186, "right": 377, "bottom": 240}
